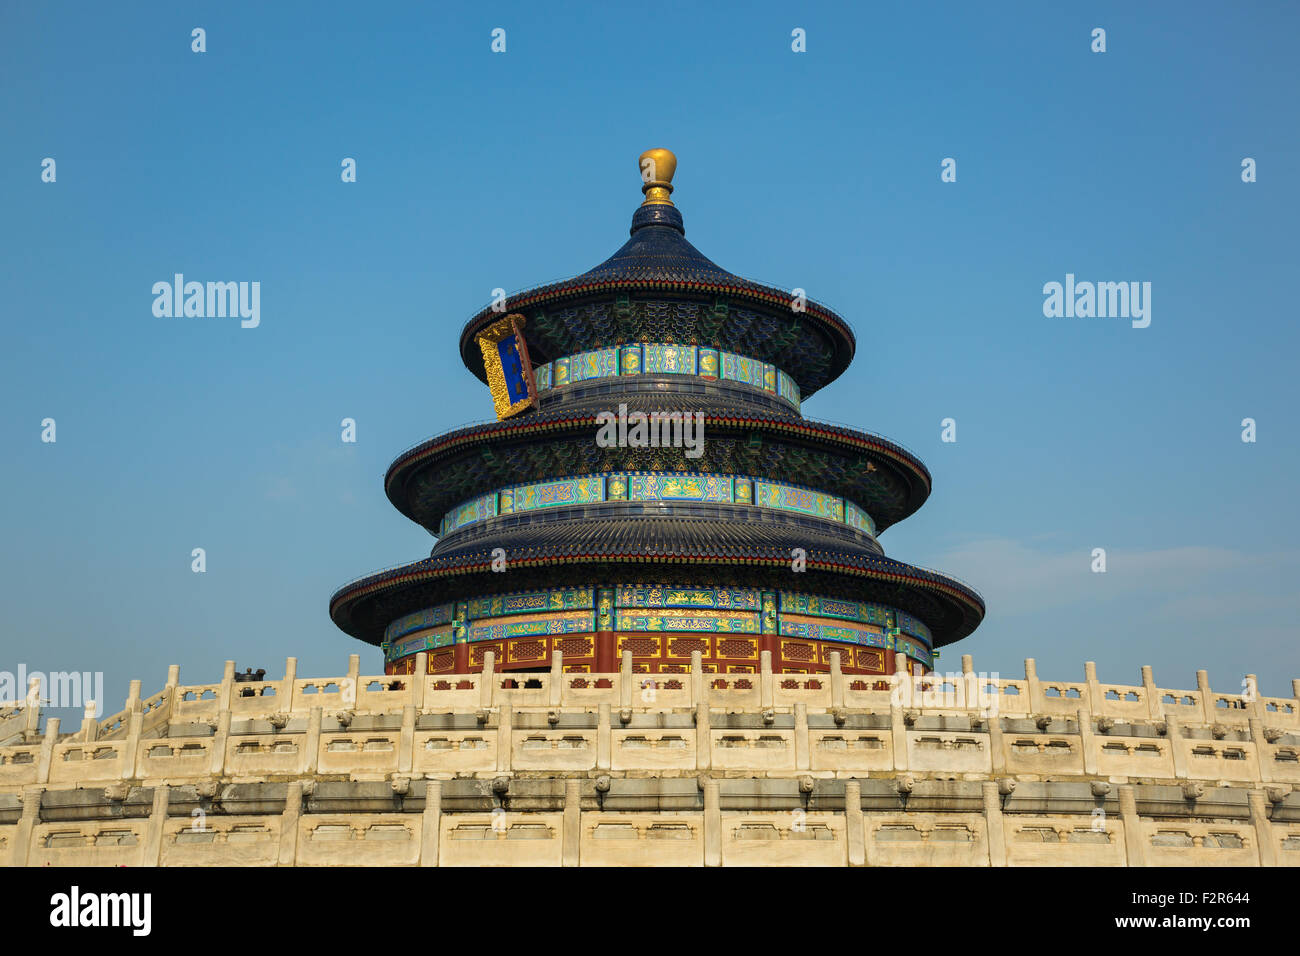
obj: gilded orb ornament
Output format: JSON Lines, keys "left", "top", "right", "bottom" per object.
{"left": 639, "top": 148, "right": 677, "bottom": 205}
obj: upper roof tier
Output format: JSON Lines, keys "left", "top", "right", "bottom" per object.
{"left": 459, "top": 150, "right": 857, "bottom": 399}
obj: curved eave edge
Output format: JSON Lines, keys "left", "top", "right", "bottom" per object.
{"left": 329, "top": 553, "right": 984, "bottom": 647}
{"left": 382, "top": 414, "right": 933, "bottom": 530}
{"left": 457, "top": 279, "right": 856, "bottom": 392}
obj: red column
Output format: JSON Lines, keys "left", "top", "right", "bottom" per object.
{"left": 594, "top": 631, "right": 617, "bottom": 673}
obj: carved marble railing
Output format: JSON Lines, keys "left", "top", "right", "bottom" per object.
{"left": 1, "top": 653, "right": 1295, "bottom": 793}
{"left": 1, "top": 648, "right": 1297, "bottom": 867}
{"left": 18, "top": 653, "right": 1292, "bottom": 733}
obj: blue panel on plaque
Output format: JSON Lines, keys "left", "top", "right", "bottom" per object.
{"left": 497, "top": 335, "right": 530, "bottom": 404}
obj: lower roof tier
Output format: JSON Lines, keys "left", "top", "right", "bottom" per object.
{"left": 328, "top": 517, "right": 984, "bottom": 649}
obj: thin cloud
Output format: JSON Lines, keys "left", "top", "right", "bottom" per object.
{"left": 937, "top": 538, "right": 1292, "bottom": 617}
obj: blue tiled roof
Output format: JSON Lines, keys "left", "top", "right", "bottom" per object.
{"left": 574, "top": 203, "right": 750, "bottom": 286}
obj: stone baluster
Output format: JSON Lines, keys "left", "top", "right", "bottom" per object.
{"left": 695, "top": 697, "right": 711, "bottom": 772}
{"left": 844, "top": 779, "right": 864, "bottom": 866}
{"left": 346, "top": 654, "right": 360, "bottom": 707}
{"left": 1141, "top": 665, "right": 1161, "bottom": 719}
{"left": 398, "top": 704, "right": 415, "bottom": 774}
{"left": 562, "top": 778, "right": 582, "bottom": 866}
{"left": 278, "top": 781, "right": 305, "bottom": 866}
{"left": 760, "top": 651, "right": 774, "bottom": 710}
{"left": 1084, "top": 661, "right": 1102, "bottom": 717}
{"left": 121, "top": 680, "right": 144, "bottom": 780}
{"left": 35, "top": 717, "right": 59, "bottom": 785}
{"left": 890, "top": 653, "right": 909, "bottom": 772}
{"left": 1025, "top": 658, "right": 1044, "bottom": 716}
{"left": 78, "top": 700, "right": 98, "bottom": 743}
{"left": 794, "top": 702, "right": 810, "bottom": 771}
{"left": 208, "top": 707, "right": 231, "bottom": 778}
{"left": 479, "top": 651, "right": 496, "bottom": 710}
{"left": 282, "top": 657, "right": 298, "bottom": 711}
{"left": 411, "top": 653, "right": 427, "bottom": 711}
{"left": 597, "top": 702, "right": 611, "bottom": 771}
{"left": 830, "top": 651, "right": 844, "bottom": 710}
{"left": 549, "top": 651, "right": 564, "bottom": 708}
{"left": 1196, "top": 670, "right": 1214, "bottom": 724}
{"left": 159, "top": 664, "right": 181, "bottom": 730}
{"left": 690, "top": 650, "right": 704, "bottom": 708}
{"left": 496, "top": 704, "right": 513, "bottom": 773}
{"left": 22, "top": 677, "right": 41, "bottom": 740}
{"left": 1119, "top": 784, "right": 1145, "bottom": 866}
{"left": 1247, "top": 789, "right": 1276, "bottom": 867}
{"left": 1078, "top": 707, "right": 1098, "bottom": 776}
{"left": 620, "top": 650, "right": 634, "bottom": 710}
{"left": 1244, "top": 673, "right": 1263, "bottom": 721}
{"left": 1248, "top": 718, "right": 1270, "bottom": 784}
{"left": 692, "top": 650, "right": 710, "bottom": 771}
{"left": 983, "top": 780, "right": 1007, "bottom": 867}
{"left": 988, "top": 707, "right": 1006, "bottom": 775}
{"left": 303, "top": 707, "right": 322, "bottom": 775}
{"left": 11, "top": 785, "right": 43, "bottom": 866}
{"left": 142, "top": 786, "right": 169, "bottom": 866}
{"left": 218, "top": 660, "right": 236, "bottom": 712}
{"left": 1164, "top": 714, "right": 1187, "bottom": 780}
{"left": 420, "top": 778, "right": 441, "bottom": 866}
{"left": 702, "top": 776, "right": 721, "bottom": 866}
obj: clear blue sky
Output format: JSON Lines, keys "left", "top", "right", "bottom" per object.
{"left": 3, "top": 1, "right": 1298, "bottom": 718}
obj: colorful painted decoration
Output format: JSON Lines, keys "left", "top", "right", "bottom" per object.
{"left": 616, "top": 610, "right": 761, "bottom": 633}
{"left": 616, "top": 586, "right": 761, "bottom": 610}
{"left": 511, "top": 475, "right": 604, "bottom": 512}
{"left": 443, "top": 492, "right": 497, "bottom": 534}
{"left": 778, "top": 618, "right": 888, "bottom": 647}
{"left": 698, "top": 348, "right": 719, "bottom": 379}
{"left": 733, "top": 477, "right": 753, "bottom": 504}
{"left": 645, "top": 343, "right": 695, "bottom": 374}
{"left": 895, "top": 611, "right": 933, "bottom": 645}
{"left": 384, "top": 585, "right": 933, "bottom": 665}
{"left": 467, "top": 609, "right": 596, "bottom": 643}
{"left": 532, "top": 343, "right": 800, "bottom": 410}
{"left": 568, "top": 346, "right": 618, "bottom": 383}
{"left": 777, "top": 369, "right": 799, "bottom": 406}
{"left": 467, "top": 587, "right": 593, "bottom": 619}
{"left": 778, "top": 592, "right": 893, "bottom": 628}
{"left": 627, "top": 473, "right": 732, "bottom": 502}
{"left": 384, "top": 603, "right": 456, "bottom": 642}
{"left": 439, "top": 472, "right": 871, "bottom": 537}
{"left": 619, "top": 344, "right": 642, "bottom": 375}
{"left": 845, "top": 501, "right": 876, "bottom": 536}
{"left": 754, "top": 480, "right": 844, "bottom": 521}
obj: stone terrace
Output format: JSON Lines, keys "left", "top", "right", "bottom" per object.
{"left": 1, "top": 652, "right": 1297, "bottom": 866}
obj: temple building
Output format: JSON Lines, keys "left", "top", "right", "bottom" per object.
{"left": 329, "top": 149, "right": 985, "bottom": 679}
{"left": 4, "top": 152, "right": 1297, "bottom": 869}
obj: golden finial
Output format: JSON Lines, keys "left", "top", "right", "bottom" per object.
{"left": 639, "top": 148, "right": 677, "bottom": 206}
